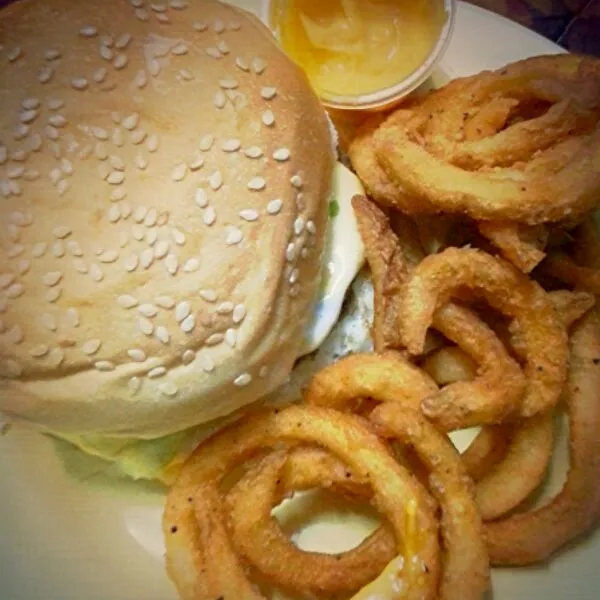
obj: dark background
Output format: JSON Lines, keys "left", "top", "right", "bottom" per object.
{"left": 1, "top": 0, "right": 598, "bottom": 57}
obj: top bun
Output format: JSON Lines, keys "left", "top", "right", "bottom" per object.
{"left": 0, "top": 0, "right": 334, "bottom": 438}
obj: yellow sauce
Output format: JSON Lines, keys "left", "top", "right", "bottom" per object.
{"left": 271, "top": 0, "right": 447, "bottom": 99}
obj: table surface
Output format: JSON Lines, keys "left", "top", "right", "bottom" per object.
{"left": 466, "top": 0, "right": 599, "bottom": 56}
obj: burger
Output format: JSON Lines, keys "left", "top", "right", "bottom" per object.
{"left": 0, "top": 0, "right": 366, "bottom": 482}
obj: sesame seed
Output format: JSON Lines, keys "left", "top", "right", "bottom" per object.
{"left": 165, "top": 254, "right": 179, "bottom": 275}
{"left": 47, "top": 98, "right": 64, "bottom": 111}
{"left": 132, "top": 225, "right": 145, "bottom": 241}
{"left": 273, "top": 148, "right": 290, "bottom": 162}
{"left": 154, "top": 240, "right": 169, "bottom": 259}
{"left": 17, "top": 259, "right": 31, "bottom": 275}
{"left": 72, "top": 258, "right": 87, "bottom": 273}
{"left": 239, "top": 209, "right": 259, "bottom": 222}
{"left": 235, "top": 57, "right": 249, "bottom": 71}
{"left": 51, "top": 241, "right": 65, "bottom": 258}
{"left": 82, "top": 339, "right": 102, "bottom": 355}
{"left": 29, "top": 344, "right": 50, "bottom": 358}
{"left": 118, "top": 295, "right": 138, "bottom": 309}
{"left": 95, "top": 361, "right": 115, "bottom": 372}
{"left": 130, "top": 130, "right": 147, "bottom": 145}
{"left": 261, "top": 86, "right": 277, "bottom": 100}
{"left": 110, "top": 157, "right": 126, "bottom": 173}
{"left": 100, "top": 45, "right": 114, "bottom": 61}
{"left": 134, "top": 70, "right": 148, "bottom": 88}
{"left": 219, "top": 78, "right": 237, "bottom": 90}
{"left": 144, "top": 208, "right": 158, "bottom": 228}
{"left": 171, "top": 163, "right": 187, "bottom": 182}
{"left": 171, "top": 43, "right": 188, "bottom": 56}
{"left": 140, "top": 248, "right": 155, "bottom": 270}
{"left": 259, "top": 365, "right": 269, "bottom": 378}
{"left": 52, "top": 225, "right": 72, "bottom": 239}
{"left": 112, "top": 128, "right": 124, "bottom": 147}
{"left": 92, "top": 126, "right": 109, "bottom": 140}
{"left": 205, "top": 47, "right": 221, "bottom": 59}
{"left": 38, "top": 66, "right": 54, "bottom": 84}
{"left": 289, "top": 268, "right": 300, "bottom": 284}
{"left": 225, "top": 328, "right": 237, "bottom": 348}
{"left": 80, "top": 26, "right": 98, "bottom": 37}
{"left": 72, "top": 78, "right": 89, "bottom": 90}
{"left": 208, "top": 170, "right": 223, "bottom": 191}
{"left": 252, "top": 57, "right": 267, "bottom": 74}
{"left": 122, "top": 113, "right": 139, "bottom": 131}
{"left": 6, "top": 282, "right": 24, "bottom": 298}
{"left": 44, "top": 49, "right": 61, "bottom": 60}
{"left": 156, "top": 296, "right": 176, "bottom": 309}
{"left": 42, "top": 271, "right": 63, "bottom": 287}
{"left": 294, "top": 217, "right": 305, "bottom": 235}
{"left": 199, "top": 354, "right": 215, "bottom": 372}
{"left": 175, "top": 301, "right": 191, "bottom": 322}
{"left": 115, "top": 33, "right": 133, "bottom": 49}
{"left": 139, "top": 303, "right": 159, "bottom": 318}
{"left": 48, "top": 114, "right": 68, "bottom": 128}
{"left": 306, "top": 220, "right": 316, "bottom": 235}
{"left": 148, "top": 58, "right": 161, "bottom": 77}
{"left": 7, "top": 244, "right": 24, "bottom": 258}
{"left": 128, "top": 349, "right": 146, "bottom": 362}
{"left": 232, "top": 304, "right": 246, "bottom": 324}
{"left": 151, "top": 2, "right": 167, "bottom": 11}
{"left": 20, "top": 109, "right": 38, "bottom": 124}
{"left": 214, "top": 18, "right": 225, "bottom": 33}
{"left": 46, "top": 288, "right": 62, "bottom": 302}
{"left": 42, "top": 313, "right": 57, "bottom": 332}
{"left": 172, "top": 228, "right": 186, "bottom": 245}
{"left": 107, "top": 205, "right": 121, "bottom": 223}
{"left": 135, "top": 8, "right": 149, "bottom": 21}
{"left": 248, "top": 177, "right": 266, "bottom": 191}
{"left": 129, "top": 377, "right": 142, "bottom": 394}
{"left": 289, "top": 284, "right": 300, "bottom": 297}
{"left": 123, "top": 254, "right": 139, "bottom": 272}
{"left": 138, "top": 317, "right": 154, "bottom": 336}
{"left": 226, "top": 227, "right": 243, "bottom": 246}
{"left": 133, "top": 154, "right": 147, "bottom": 170}
{"left": 107, "top": 171, "right": 125, "bottom": 185}
{"left": 234, "top": 373, "right": 252, "bottom": 387}
{"left": 159, "top": 381, "right": 178, "bottom": 397}
{"left": 65, "top": 308, "right": 80, "bottom": 328}
{"left": 262, "top": 110, "right": 275, "bottom": 127}
{"left": 182, "top": 349, "right": 195, "bottom": 365}
{"left": 170, "top": 0, "right": 188, "bottom": 8}
{"left": 286, "top": 243, "right": 296, "bottom": 262}
{"left": 7, "top": 166, "right": 25, "bottom": 179}
{"left": 90, "top": 264, "right": 104, "bottom": 282}
{"left": 199, "top": 289, "right": 217, "bottom": 302}
{"left": 183, "top": 258, "right": 200, "bottom": 273}
{"left": 14, "top": 124, "right": 29, "bottom": 140}
{"left": 205, "top": 333, "right": 223, "bottom": 346}
{"left": 8, "top": 47, "right": 23, "bottom": 62}
{"left": 48, "top": 347, "right": 65, "bottom": 367}
{"left": 291, "top": 174, "right": 304, "bottom": 189}
{"left": 155, "top": 326, "right": 169, "bottom": 344}
{"left": 0, "top": 274, "right": 15, "bottom": 289}
{"left": 134, "top": 207, "right": 148, "bottom": 223}
{"left": 148, "top": 366, "right": 167, "bottom": 379}
{"left": 181, "top": 314, "right": 195, "bottom": 333}
{"left": 222, "top": 138, "right": 241, "bottom": 152}
{"left": 194, "top": 21, "right": 208, "bottom": 31}
{"left": 214, "top": 91, "right": 226, "bottom": 109}
{"left": 266, "top": 198, "right": 282, "bottom": 215}
{"left": 301, "top": 248, "right": 309, "bottom": 259}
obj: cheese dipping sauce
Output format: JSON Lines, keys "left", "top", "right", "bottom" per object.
{"left": 270, "top": 0, "right": 449, "bottom": 102}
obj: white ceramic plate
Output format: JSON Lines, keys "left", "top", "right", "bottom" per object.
{"left": 1, "top": 2, "right": 598, "bottom": 600}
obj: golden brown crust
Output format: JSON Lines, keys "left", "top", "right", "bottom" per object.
{"left": 0, "top": 0, "right": 334, "bottom": 437}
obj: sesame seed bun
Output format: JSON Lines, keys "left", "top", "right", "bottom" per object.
{"left": 0, "top": 0, "right": 335, "bottom": 438}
